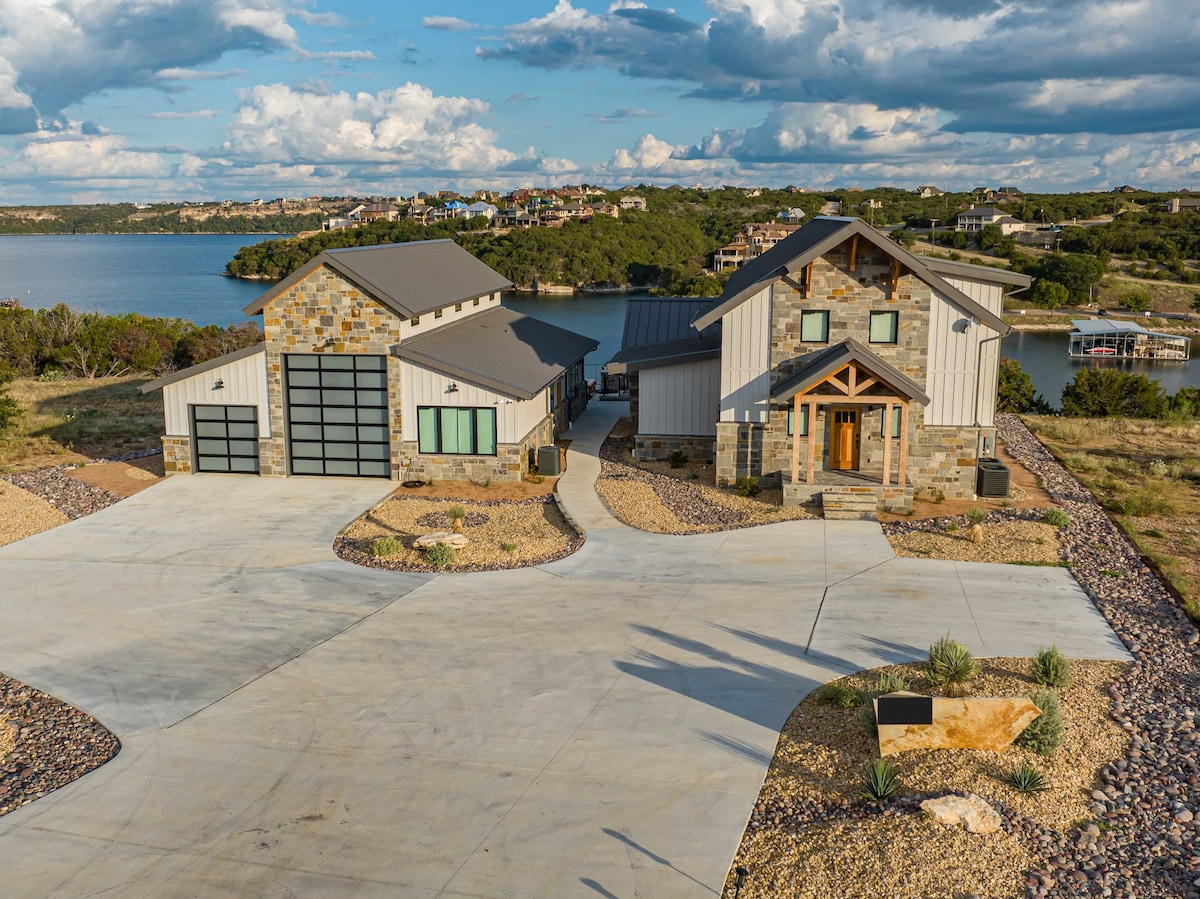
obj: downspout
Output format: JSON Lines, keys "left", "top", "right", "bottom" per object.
{"left": 972, "top": 284, "right": 1028, "bottom": 466}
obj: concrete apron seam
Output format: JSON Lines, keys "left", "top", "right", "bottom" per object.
{"left": 434, "top": 579, "right": 702, "bottom": 897}
{"left": 954, "top": 561, "right": 987, "bottom": 649}
{"left": 804, "top": 525, "right": 897, "bottom": 656}
{"left": 163, "top": 578, "right": 429, "bottom": 733}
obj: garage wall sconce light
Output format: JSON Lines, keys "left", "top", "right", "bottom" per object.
{"left": 213, "top": 378, "right": 225, "bottom": 390}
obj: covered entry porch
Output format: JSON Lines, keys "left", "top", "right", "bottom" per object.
{"left": 771, "top": 339, "right": 930, "bottom": 511}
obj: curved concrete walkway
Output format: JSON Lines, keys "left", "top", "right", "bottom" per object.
{"left": 0, "top": 403, "right": 1128, "bottom": 898}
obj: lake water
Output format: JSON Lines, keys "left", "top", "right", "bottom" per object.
{"left": 3, "top": 233, "right": 1198, "bottom": 405}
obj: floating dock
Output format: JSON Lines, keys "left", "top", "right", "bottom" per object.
{"left": 1068, "top": 319, "right": 1190, "bottom": 361}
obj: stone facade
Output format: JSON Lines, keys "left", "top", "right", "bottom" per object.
{"left": 399, "top": 415, "right": 554, "bottom": 483}
{"left": 161, "top": 436, "right": 192, "bottom": 475}
{"left": 259, "top": 267, "right": 405, "bottom": 477}
{"left": 716, "top": 239, "right": 987, "bottom": 499}
{"left": 632, "top": 434, "right": 716, "bottom": 463}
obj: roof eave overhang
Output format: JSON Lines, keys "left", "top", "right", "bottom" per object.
{"left": 607, "top": 346, "right": 720, "bottom": 375}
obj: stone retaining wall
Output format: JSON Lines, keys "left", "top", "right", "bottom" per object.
{"left": 632, "top": 434, "right": 716, "bottom": 463}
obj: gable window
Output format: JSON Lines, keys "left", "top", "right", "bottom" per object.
{"left": 454, "top": 303, "right": 463, "bottom": 312}
{"left": 869, "top": 311, "right": 899, "bottom": 344}
{"left": 881, "top": 405, "right": 902, "bottom": 438}
{"left": 800, "top": 310, "right": 829, "bottom": 343}
{"left": 473, "top": 297, "right": 480, "bottom": 306}
{"left": 786, "top": 404, "right": 810, "bottom": 436}
{"left": 434, "top": 308, "right": 443, "bottom": 319}
{"left": 417, "top": 406, "right": 497, "bottom": 456}
{"left": 410, "top": 316, "right": 420, "bottom": 327}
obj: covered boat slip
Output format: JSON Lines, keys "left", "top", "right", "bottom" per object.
{"left": 1068, "top": 319, "right": 1191, "bottom": 361}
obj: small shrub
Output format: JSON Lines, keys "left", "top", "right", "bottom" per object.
{"left": 1043, "top": 508, "right": 1070, "bottom": 528}
{"left": 36, "top": 368, "right": 66, "bottom": 383}
{"left": 874, "top": 671, "right": 909, "bottom": 694}
{"left": 668, "top": 450, "right": 688, "bottom": 469}
{"left": 527, "top": 472, "right": 545, "bottom": 484}
{"left": 369, "top": 536, "right": 403, "bottom": 558}
{"left": 1063, "top": 452, "right": 1099, "bottom": 471}
{"left": 944, "top": 521, "right": 959, "bottom": 533}
{"left": 1147, "top": 459, "right": 1169, "bottom": 478}
{"left": 1016, "top": 688, "right": 1063, "bottom": 756}
{"left": 927, "top": 634, "right": 978, "bottom": 697}
{"left": 425, "top": 477, "right": 436, "bottom": 487}
{"left": 1119, "top": 482, "right": 1176, "bottom": 517}
{"left": 1005, "top": 762, "right": 1049, "bottom": 794}
{"left": 966, "top": 507, "right": 987, "bottom": 526}
{"left": 424, "top": 542, "right": 457, "bottom": 569}
{"left": 860, "top": 695, "right": 880, "bottom": 736}
{"left": 735, "top": 476, "right": 761, "bottom": 497}
{"left": 1031, "top": 645, "right": 1071, "bottom": 687}
{"left": 815, "top": 681, "right": 864, "bottom": 709}
{"left": 859, "top": 758, "right": 901, "bottom": 802}
{"left": 500, "top": 541, "right": 518, "bottom": 553}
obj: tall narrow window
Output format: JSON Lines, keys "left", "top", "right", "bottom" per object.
{"left": 881, "top": 406, "right": 902, "bottom": 438}
{"left": 786, "top": 405, "right": 810, "bottom": 436}
{"left": 800, "top": 310, "right": 829, "bottom": 343}
{"left": 416, "top": 406, "right": 497, "bottom": 455}
{"left": 869, "top": 311, "right": 899, "bottom": 344}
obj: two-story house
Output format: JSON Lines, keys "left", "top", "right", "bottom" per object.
{"left": 607, "top": 217, "right": 1030, "bottom": 510}
{"left": 142, "top": 241, "right": 596, "bottom": 483}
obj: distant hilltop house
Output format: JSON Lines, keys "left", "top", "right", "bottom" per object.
{"left": 953, "top": 206, "right": 1027, "bottom": 235}
{"left": 608, "top": 216, "right": 1031, "bottom": 512}
{"left": 142, "top": 240, "right": 597, "bottom": 483}
{"left": 1165, "top": 197, "right": 1200, "bottom": 214}
{"left": 776, "top": 208, "right": 806, "bottom": 224}
{"left": 713, "top": 222, "right": 803, "bottom": 271}
{"left": 914, "top": 186, "right": 944, "bottom": 198}
{"left": 1113, "top": 185, "right": 1138, "bottom": 193}
{"left": 619, "top": 195, "right": 647, "bottom": 211}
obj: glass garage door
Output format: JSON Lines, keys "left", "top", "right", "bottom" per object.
{"left": 285, "top": 354, "right": 391, "bottom": 477}
{"left": 191, "top": 405, "right": 260, "bottom": 473}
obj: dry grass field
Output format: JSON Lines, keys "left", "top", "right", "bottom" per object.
{"left": 0, "top": 376, "right": 163, "bottom": 471}
{"left": 1025, "top": 415, "right": 1200, "bottom": 617}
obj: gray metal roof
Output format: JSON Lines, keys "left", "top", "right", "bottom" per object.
{"left": 1069, "top": 318, "right": 1154, "bottom": 336}
{"left": 922, "top": 256, "right": 1032, "bottom": 288}
{"left": 243, "top": 239, "right": 513, "bottom": 319}
{"left": 607, "top": 297, "right": 721, "bottom": 373}
{"left": 394, "top": 306, "right": 598, "bottom": 400}
{"left": 770, "top": 338, "right": 931, "bottom": 405}
{"left": 693, "top": 216, "right": 1011, "bottom": 335}
{"left": 139, "top": 343, "right": 265, "bottom": 393}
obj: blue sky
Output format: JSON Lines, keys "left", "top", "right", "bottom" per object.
{"left": 0, "top": 0, "right": 1197, "bottom": 204}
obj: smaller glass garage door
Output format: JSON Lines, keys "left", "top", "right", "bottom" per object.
{"left": 285, "top": 354, "right": 391, "bottom": 477}
{"left": 192, "top": 405, "right": 260, "bottom": 473}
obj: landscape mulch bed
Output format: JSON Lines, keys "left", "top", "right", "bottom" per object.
{"left": 0, "top": 674, "right": 120, "bottom": 818}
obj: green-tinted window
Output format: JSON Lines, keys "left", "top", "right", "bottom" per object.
{"left": 882, "top": 405, "right": 902, "bottom": 438}
{"left": 800, "top": 310, "right": 829, "bottom": 343}
{"left": 417, "top": 406, "right": 498, "bottom": 456}
{"left": 869, "top": 311, "right": 899, "bottom": 344}
{"left": 786, "top": 405, "right": 810, "bottom": 436}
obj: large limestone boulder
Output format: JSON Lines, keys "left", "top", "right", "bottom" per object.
{"left": 414, "top": 532, "right": 469, "bottom": 549}
{"left": 921, "top": 794, "right": 1002, "bottom": 834}
{"left": 876, "top": 691, "right": 1041, "bottom": 756}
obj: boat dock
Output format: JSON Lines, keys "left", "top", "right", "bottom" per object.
{"left": 1068, "top": 319, "right": 1190, "bottom": 361}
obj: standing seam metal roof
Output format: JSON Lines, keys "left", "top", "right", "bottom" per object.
{"left": 606, "top": 297, "right": 722, "bottom": 373}
{"left": 393, "top": 306, "right": 598, "bottom": 400}
{"left": 692, "top": 217, "right": 1011, "bottom": 335}
{"left": 243, "top": 239, "right": 513, "bottom": 320}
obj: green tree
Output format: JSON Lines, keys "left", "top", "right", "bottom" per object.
{"left": 1061, "top": 368, "right": 1167, "bottom": 418}
{"left": 1031, "top": 279, "right": 1069, "bottom": 309}
{"left": 1190, "top": 291, "right": 1200, "bottom": 316}
{"left": 890, "top": 228, "right": 917, "bottom": 248}
{"left": 979, "top": 223, "right": 1003, "bottom": 251}
{"left": 1033, "top": 253, "right": 1107, "bottom": 303}
{"left": 1119, "top": 285, "right": 1153, "bottom": 313}
{"left": 996, "top": 358, "right": 1035, "bottom": 413}
{"left": 0, "top": 365, "right": 18, "bottom": 435}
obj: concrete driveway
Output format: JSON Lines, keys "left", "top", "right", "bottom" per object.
{"left": 0, "top": 404, "right": 1128, "bottom": 898}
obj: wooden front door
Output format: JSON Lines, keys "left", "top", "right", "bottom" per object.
{"left": 830, "top": 407, "right": 861, "bottom": 470}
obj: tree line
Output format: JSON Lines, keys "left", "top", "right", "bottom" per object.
{"left": 0, "top": 203, "right": 324, "bottom": 235}
{"left": 999, "top": 357, "right": 1200, "bottom": 419}
{"left": 0, "top": 305, "right": 262, "bottom": 380}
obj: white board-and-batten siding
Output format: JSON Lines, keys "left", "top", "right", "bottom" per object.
{"left": 924, "top": 279, "right": 1005, "bottom": 428}
{"left": 400, "top": 360, "right": 548, "bottom": 445}
{"left": 162, "top": 349, "right": 270, "bottom": 437}
{"left": 639, "top": 358, "right": 721, "bottom": 437}
{"left": 719, "top": 287, "right": 771, "bottom": 423}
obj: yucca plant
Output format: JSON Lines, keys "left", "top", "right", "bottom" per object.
{"left": 1005, "top": 762, "right": 1049, "bottom": 794}
{"left": 815, "top": 681, "right": 864, "bottom": 709}
{"left": 927, "top": 634, "right": 978, "bottom": 697}
{"left": 446, "top": 504, "right": 467, "bottom": 534}
{"left": 859, "top": 758, "right": 901, "bottom": 803}
{"left": 1031, "top": 645, "right": 1071, "bottom": 688}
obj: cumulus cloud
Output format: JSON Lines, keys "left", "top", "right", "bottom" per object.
{"left": 423, "top": 16, "right": 474, "bottom": 31}
{"left": 7, "top": 123, "right": 169, "bottom": 179}
{"left": 483, "top": 0, "right": 1200, "bottom": 137}
{"left": 0, "top": 0, "right": 296, "bottom": 133}
{"left": 224, "top": 82, "right": 519, "bottom": 172}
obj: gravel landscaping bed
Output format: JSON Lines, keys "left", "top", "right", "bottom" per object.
{"left": 734, "top": 414, "right": 1200, "bottom": 899}
{"left": 336, "top": 494, "right": 581, "bottom": 572}
{"left": 596, "top": 424, "right": 814, "bottom": 534}
{"left": 1, "top": 466, "right": 120, "bottom": 521}
{"left": 0, "top": 480, "right": 69, "bottom": 547}
{"left": 0, "top": 673, "right": 120, "bottom": 818}
{"left": 888, "top": 516, "right": 1065, "bottom": 565}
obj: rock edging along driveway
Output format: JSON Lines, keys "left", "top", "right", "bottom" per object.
{"left": 994, "top": 413, "right": 1200, "bottom": 899}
